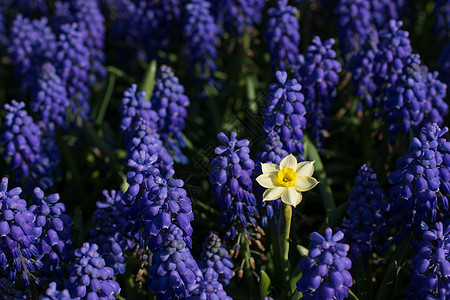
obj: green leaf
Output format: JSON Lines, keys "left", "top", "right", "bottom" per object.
{"left": 296, "top": 245, "right": 309, "bottom": 257}
{"left": 141, "top": 59, "right": 158, "bottom": 100}
{"left": 349, "top": 288, "right": 360, "bottom": 300}
{"left": 303, "top": 135, "right": 335, "bottom": 213}
{"left": 94, "top": 72, "right": 116, "bottom": 125}
{"left": 259, "top": 270, "right": 271, "bottom": 298}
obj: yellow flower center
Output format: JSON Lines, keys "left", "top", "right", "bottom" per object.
{"left": 277, "top": 168, "right": 297, "bottom": 187}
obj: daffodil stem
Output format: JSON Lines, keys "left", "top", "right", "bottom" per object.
{"left": 279, "top": 203, "right": 292, "bottom": 297}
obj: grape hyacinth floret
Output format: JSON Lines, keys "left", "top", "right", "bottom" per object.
{"left": 297, "top": 228, "right": 353, "bottom": 300}
{"left": 264, "top": 0, "right": 301, "bottom": 73}
{"left": 388, "top": 123, "right": 450, "bottom": 241}
{"left": 183, "top": 0, "right": 219, "bottom": 82}
{"left": 408, "top": 221, "right": 450, "bottom": 299}
{"left": 198, "top": 232, "right": 233, "bottom": 286}
{"left": 421, "top": 68, "right": 448, "bottom": 128}
{"left": 148, "top": 224, "right": 203, "bottom": 299}
{"left": 339, "top": 164, "right": 390, "bottom": 262}
{"left": 65, "top": 242, "right": 121, "bottom": 299}
{"left": 191, "top": 279, "right": 232, "bottom": 300}
{"left": 299, "top": 36, "right": 341, "bottom": 149}
{"left": 209, "top": 132, "right": 259, "bottom": 240}
{"left": 0, "top": 100, "right": 59, "bottom": 190}
{"left": 42, "top": 282, "right": 71, "bottom": 300}
{"left": 151, "top": 65, "right": 190, "bottom": 164}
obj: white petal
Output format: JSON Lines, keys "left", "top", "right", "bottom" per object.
{"left": 263, "top": 187, "right": 285, "bottom": 201}
{"left": 296, "top": 161, "right": 315, "bottom": 177}
{"left": 256, "top": 174, "right": 277, "bottom": 189}
{"left": 281, "top": 187, "right": 303, "bottom": 207}
{"left": 294, "top": 176, "right": 319, "bottom": 192}
{"left": 261, "top": 162, "right": 279, "bottom": 174}
{"left": 280, "top": 154, "right": 297, "bottom": 170}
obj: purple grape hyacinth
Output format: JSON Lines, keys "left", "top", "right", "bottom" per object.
{"left": 0, "top": 177, "right": 42, "bottom": 287}
{"left": 439, "top": 43, "right": 450, "bottom": 87}
{"left": 191, "top": 279, "right": 232, "bottom": 300}
{"left": 183, "top": 0, "right": 219, "bottom": 82}
{"left": 209, "top": 132, "right": 259, "bottom": 240}
{"left": 264, "top": 0, "right": 301, "bottom": 73}
{"left": 29, "top": 187, "right": 72, "bottom": 279}
{"left": 89, "top": 190, "right": 130, "bottom": 276}
{"left": 408, "top": 221, "right": 450, "bottom": 299}
{"left": 65, "top": 242, "right": 121, "bottom": 299}
{"left": 299, "top": 36, "right": 341, "bottom": 149}
{"left": 148, "top": 224, "right": 203, "bottom": 299}
{"left": 388, "top": 123, "right": 450, "bottom": 242}
{"left": 297, "top": 228, "right": 353, "bottom": 300}
{"left": 209, "top": 0, "right": 266, "bottom": 37}
{"left": 198, "top": 232, "right": 234, "bottom": 286}
{"left": 151, "top": 65, "right": 190, "bottom": 164}
{"left": 0, "top": 278, "right": 26, "bottom": 299}
{"left": 42, "top": 282, "right": 71, "bottom": 300}
{"left": 0, "top": 100, "right": 59, "bottom": 190}
{"left": 421, "top": 67, "right": 448, "bottom": 128}
{"left": 31, "top": 62, "right": 69, "bottom": 127}
{"left": 339, "top": 165, "right": 390, "bottom": 262}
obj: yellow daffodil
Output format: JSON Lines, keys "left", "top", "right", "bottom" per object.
{"left": 256, "top": 154, "right": 318, "bottom": 207}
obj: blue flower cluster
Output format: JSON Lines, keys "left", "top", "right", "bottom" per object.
{"left": 149, "top": 224, "right": 203, "bottom": 299}
{"left": 339, "top": 165, "right": 390, "bottom": 262}
{"left": 433, "top": 0, "right": 450, "bottom": 39}
{"left": 408, "top": 221, "right": 450, "bottom": 299}
{"left": 65, "top": 242, "right": 121, "bottom": 299}
{"left": 422, "top": 68, "right": 449, "bottom": 128}
{"left": 183, "top": 0, "right": 219, "bottom": 82}
{"left": 297, "top": 228, "right": 353, "bottom": 300}
{"left": 439, "top": 43, "right": 450, "bottom": 87}
{"left": 264, "top": 0, "right": 300, "bottom": 73}
{"left": 151, "top": 65, "right": 190, "bottom": 164}
{"left": 198, "top": 232, "right": 233, "bottom": 286}
{"left": 191, "top": 279, "right": 232, "bottom": 300}
{"left": 388, "top": 123, "right": 450, "bottom": 241}
{"left": 0, "top": 177, "right": 41, "bottom": 287}
{"left": 0, "top": 278, "right": 26, "bottom": 299}
{"left": 209, "top": 132, "right": 259, "bottom": 240}
{"left": 0, "top": 100, "right": 59, "bottom": 190}
{"left": 299, "top": 36, "right": 341, "bottom": 149}
{"left": 29, "top": 187, "right": 72, "bottom": 279}
{"left": 210, "top": 0, "right": 266, "bottom": 37}
{"left": 42, "top": 282, "right": 71, "bottom": 300}
{"left": 89, "top": 190, "right": 129, "bottom": 276}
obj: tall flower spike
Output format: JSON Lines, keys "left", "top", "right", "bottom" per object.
{"left": 0, "top": 100, "right": 59, "bottom": 190}
{"left": 338, "top": 165, "right": 390, "bottom": 262}
{"left": 433, "top": 0, "right": 450, "bottom": 39}
{"left": 65, "top": 243, "right": 121, "bottom": 299}
{"left": 8, "top": 15, "right": 57, "bottom": 79}
{"left": 183, "top": 0, "right": 219, "bottom": 83}
{"left": 408, "top": 221, "right": 450, "bottom": 299}
{"left": 370, "top": 0, "right": 405, "bottom": 29}
{"left": 149, "top": 224, "right": 203, "bottom": 299}
{"left": 384, "top": 53, "right": 427, "bottom": 143}
{"left": 72, "top": 0, "right": 107, "bottom": 86}
{"left": 388, "top": 123, "right": 450, "bottom": 242}
{"left": 89, "top": 190, "right": 131, "bottom": 275}
{"left": 55, "top": 23, "right": 91, "bottom": 125}
{"left": 29, "top": 187, "right": 73, "bottom": 281}
{"left": 151, "top": 65, "right": 190, "bottom": 164}
{"left": 0, "top": 178, "right": 42, "bottom": 287}
{"left": 210, "top": 0, "right": 266, "bottom": 37}
{"left": 119, "top": 84, "right": 158, "bottom": 136}
{"left": 421, "top": 67, "right": 448, "bottom": 128}
{"left": 335, "top": 0, "right": 372, "bottom": 64}
{"left": 297, "top": 228, "right": 353, "bottom": 300}
{"left": 198, "top": 232, "right": 233, "bottom": 286}
{"left": 31, "top": 62, "right": 69, "bottom": 126}
{"left": 209, "top": 132, "right": 259, "bottom": 240}
{"left": 264, "top": 0, "right": 301, "bottom": 73}
{"left": 299, "top": 36, "right": 341, "bottom": 149}
{"left": 125, "top": 167, "right": 195, "bottom": 251}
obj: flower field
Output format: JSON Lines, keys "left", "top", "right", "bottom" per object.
{"left": 0, "top": 0, "right": 449, "bottom": 299}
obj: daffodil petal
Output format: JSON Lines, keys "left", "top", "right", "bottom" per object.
{"left": 280, "top": 154, "right": 297, "bottom": 170}
{"left": 256, "top": 174, "right": 277, "bottom": 188}
{"left": 294, "top": 176, "right": 319, "bottom": 192}
{"left": 261, "top": 162, "right": 279, "bottom": 174}
{"left": 263, "top": 187, "right": 285, "bottom": 201}
{"left": 281, "top": 187, "right": 302, "bottom": 207}
{"left": 296, "top": 161, "right": 315, "bottom": 177}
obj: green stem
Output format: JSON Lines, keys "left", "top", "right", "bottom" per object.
{"left": 279, "top": 203, "right": 293, "bottom": 298}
